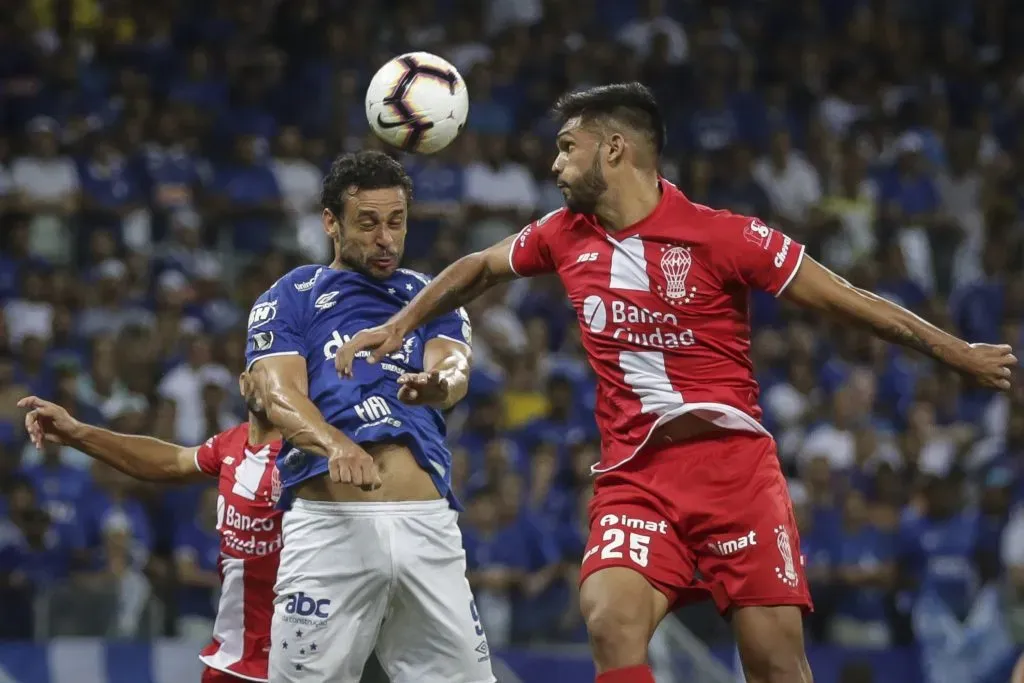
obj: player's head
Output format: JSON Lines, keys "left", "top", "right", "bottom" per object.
{"left": 321, "top": 151, "right": 413, "bottom": 279}
{"left": 238, "top": 370, "right": 267, "bottom": 421}
{"left": 550, "top": 82, "right": 665, "bottom": 214}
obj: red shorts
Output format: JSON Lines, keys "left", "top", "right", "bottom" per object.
{"left": 201, "top": 667, "right": 259, "bottom": 683}
{"left": 581, "top": 431, "right": 813, "bottom": 615}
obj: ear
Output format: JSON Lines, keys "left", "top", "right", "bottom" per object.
{"left": 322, "top": 208, "right": 339, "bottom": 238}
{"left": 605, "top": 133, "right": 626, "bottom": 166}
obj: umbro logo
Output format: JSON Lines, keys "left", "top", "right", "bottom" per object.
{"left": 315, "top": 291, "right": 340, "bottom": 310}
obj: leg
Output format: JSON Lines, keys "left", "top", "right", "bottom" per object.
{"left": 732, "top": 606, "right": 812, "bottom": 683}
{"left": 374, "top": 501, "right": 495, "bottom": 683}
{"left": 269, "top": 500, "right": 391, "bottom": 683}
{"left": 580, "top": 567, "right": 669, "bottom": 675}
{"left": 685, "top": 435, "right": 814, "bottom": 683}
{"left": 579, "top": 495, "right": 695, "bottom": 683}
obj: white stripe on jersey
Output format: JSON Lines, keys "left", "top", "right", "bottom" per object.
{"left": 618, "top": 350, "right": 685, "bottom": 415}
{"left": 202, "top": 556, "right": 246, "bottom": 670}
{"left": 608, "top": 236, "right": 650, "bottom": 291}
{"left": 232, "top": 447, "right": 271, "bottom": 500}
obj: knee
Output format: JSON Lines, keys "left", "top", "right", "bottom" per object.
{"left": 580, "top": 570, "right": 660, "bottom": 669}
{"left": 735, "top": 607, "right": 811, "bottom": 683}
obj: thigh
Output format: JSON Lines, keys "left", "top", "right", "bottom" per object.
{"left": 684, "top": 436, "right": 812, "bottom": 614}
{"left": 269, "top": 509, "right": 391, "bottom": 683}
{"left": 581, "top": 477, "right": 698, "bottom": 607}
{"left": 731, "top": 605, "right": 811, "bottom": 683}
{"left": 376, "top": 510, "right": 495, "bottom": 683}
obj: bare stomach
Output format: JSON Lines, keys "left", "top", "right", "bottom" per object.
{"left": 293, "top": 442, "right": 441, "bottom": 503}
{"left": 650, "top": 412, "right": 729, "bottom": 445}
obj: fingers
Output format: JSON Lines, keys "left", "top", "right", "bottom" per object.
{"left": 17, "top": 396, "right": 45, "bottom": 410}
{"left": 397, "top": 385, "right": 420, "bottom": 404}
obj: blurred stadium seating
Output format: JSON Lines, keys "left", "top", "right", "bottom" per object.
{"left": 3, "top": 0, "right": 1024, "bottom": 682}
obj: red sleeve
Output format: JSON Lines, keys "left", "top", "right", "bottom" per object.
{"left": 194, "top": 433, "right": 223, "bottom": 477}
{"left": 507, "top": 208, "right": 565, "bottom": 277}
{"left": 714, "top": 215, "right": 806, "bottom": 296}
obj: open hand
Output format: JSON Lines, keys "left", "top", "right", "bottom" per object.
{"left": 335, "top": 323, "right": 405, "bottom": 378}
{"left": 327, "top": 443, "right": 382, "bottom": 490}
{"left": 397, "top": 370, "right": 450, "bottom": 406}
{"left": 18, "top": 396, "right": 83, "bottom": 448}
{"left": 960, "top": 343, "right": 1017, "bottom": 391}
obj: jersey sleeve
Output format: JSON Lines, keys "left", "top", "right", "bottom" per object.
{"left": 424, "top": 305, "right": 473, "bottom": 349}
{"left": 193, "top": 434, "right": 222, "bottom": 477}
{"left": 714, "top": 215, "right": 806, "bottom": 297}
{"left": 245, "top": 274, "right": 308, "bottom": 371}
{"left": 507, "top": 208, "right": 565, "bottom": 277}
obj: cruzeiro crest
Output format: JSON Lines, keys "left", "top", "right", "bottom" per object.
{"left": 656, "top": 246, "right": 697, "bottom": 305}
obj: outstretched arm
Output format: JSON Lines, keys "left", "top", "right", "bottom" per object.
{"left": 19, "top": 396, "right": 206, "bottom": 482}
{"left": 336, "top": 235, "right": 519, "bottom": 376}
{"left": 396, "top": 338, "right": 472, "bottom": 410}
{"left": 782, "top": 257, "right": 1016, "bottom": 390}
{"left": 248, "top": 355, "right": 381, "bottom": 488}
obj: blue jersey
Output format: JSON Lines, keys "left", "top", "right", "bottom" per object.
{"left": 244, "top": 265, "right": 472, "bottom": 509}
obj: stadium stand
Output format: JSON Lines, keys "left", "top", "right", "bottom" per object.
{"left": 2, "top": 0, "right": 1024, "bottom": 682}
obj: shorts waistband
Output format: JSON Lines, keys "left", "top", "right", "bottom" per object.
{"left": 289, "top": 498, "right": 450, "bottom": 517}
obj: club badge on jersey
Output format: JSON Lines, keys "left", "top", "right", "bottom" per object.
{"left": 244, "top": 265, "right": 471, "bottom": 510}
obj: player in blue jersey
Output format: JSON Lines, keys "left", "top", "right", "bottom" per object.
{"left": 243, "top": 151, "right": 493, "bottom": 683}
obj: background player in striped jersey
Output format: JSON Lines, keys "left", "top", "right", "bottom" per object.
{"left": 19, "top": 375, "right": 280, "bottom": 683}
{"left": 18, "top": 374, "right": 384, "bottom": 683}
{"left": 335, "top": 83, "right": 1017, "bottom": 683}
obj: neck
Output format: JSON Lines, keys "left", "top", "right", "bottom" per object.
{"left": 596, "top": 168, "right": 661, "bottom": 232}
{"left": 247, "top": 414, "right": 278, "bottom": 446}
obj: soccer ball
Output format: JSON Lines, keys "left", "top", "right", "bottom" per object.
{"left": 365, "top": 52, "right": 469, "bottom": 155}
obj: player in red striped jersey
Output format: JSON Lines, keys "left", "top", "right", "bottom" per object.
{"left": 19, "top": 373, "right": 282, "bottom": 683}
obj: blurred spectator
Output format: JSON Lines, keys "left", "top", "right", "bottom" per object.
{"left": 10, "top": 117, "right": 80, "bottom": 264}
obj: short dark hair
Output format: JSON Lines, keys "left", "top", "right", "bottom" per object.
{"left": 552, "top": 82, "right": 666, "bottom": 154}
{"left": 320, "top": 151, "right": 414, "bottom": 217}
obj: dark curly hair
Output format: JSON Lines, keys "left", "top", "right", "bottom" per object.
{"left": 320, "top": 151, "right": 414, "bottom": 218}
{"left": 552, "top": 82, "right": 666, "bottom": 154}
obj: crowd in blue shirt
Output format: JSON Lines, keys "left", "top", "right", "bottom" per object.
{"left": 1, "top": 1, "right": 1024, "bottom": 673}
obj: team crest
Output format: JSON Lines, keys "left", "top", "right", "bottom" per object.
{"left": 270, "top": 466, "right": 282, "bottom": 503}
{"left": 656, "top": 246, "right": 696, "bottom": 305}
{"left": 773, "top": 525, "right": 799, "bottom": 588}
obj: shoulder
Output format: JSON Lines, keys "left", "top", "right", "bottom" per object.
{"left": 396, "top": 267, "right": 434, "bottom": 289}
{"left": 275, "top": 265, "right": 325, "bottom": 294}
{"left": 514, "top": 207, "right": 575, "bottom": 247}
{"left": 204, "top": 423, "right": 250, "bottom": 459}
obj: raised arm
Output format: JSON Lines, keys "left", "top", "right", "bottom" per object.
{"left": 782, "top": 257, "right": 1016, "bottom": 390}
{"left": 336, "top": 235, "right": 518, "bottom": 377}
{"left": 19, "top": 396, "right": 206, "bottom": 482}
{"left": 247, "top": 354, "right": 381, "bottom": 489}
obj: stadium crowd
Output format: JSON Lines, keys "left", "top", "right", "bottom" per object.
{"left": 1, "top": 0, "right": 1024, "bottom": 677}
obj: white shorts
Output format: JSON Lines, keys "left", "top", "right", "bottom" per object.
{"left": 269, "top": 499, "right": 495, "bottom": 683}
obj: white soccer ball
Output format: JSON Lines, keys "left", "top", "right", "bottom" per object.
{"left": 365, "top": 52, "right": 469, "bottom": 155}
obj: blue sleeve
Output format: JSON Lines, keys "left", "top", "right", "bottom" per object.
{"left": 425, "top": 304, "right": 472, "bottom": 348}
{"left": 245, "top": 272, "right": 310, "bottom": 370}
{"left": 406, "top": 271, "right": 472, "bottom": 347}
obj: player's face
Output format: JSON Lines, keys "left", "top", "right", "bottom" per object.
{"left": 552, "top": 118, "right": 608, "bottom": 214}
{"left": 326, "top": 187, "right": 407, "bottom": 279}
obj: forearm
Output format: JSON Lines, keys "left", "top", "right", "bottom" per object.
{"left": 263, "top": 386, "right": 353, "bottom": 458}
{"left": 68, "top": 425, "right": 192, "bottom": 481}
{"left": 829, "top": 288, "right": 970, "bottom": 366}
{"left": 393, "top": 252, "right": 500, "bottom": 334}
{"left": 428, "top": 348, "right": 470, "bottom": 410}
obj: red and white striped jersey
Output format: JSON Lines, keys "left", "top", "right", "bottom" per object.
{"left": 509, "top": 180, "right": 805, "bottom": 472}
{"left": 193, "top": 422, "right": 283, "bottom": 682}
